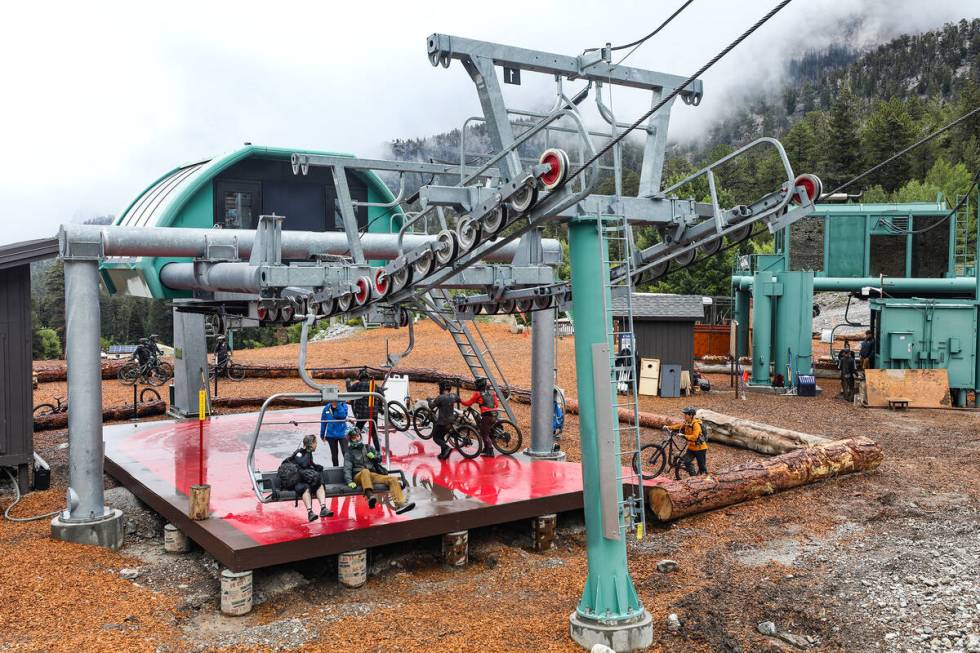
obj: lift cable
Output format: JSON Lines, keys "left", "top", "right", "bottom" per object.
{"left": 584, "top": 0, "right": 695, "bottom": 55}
{"left": 822, "top": 105, "right": 980, "bottom": 199}
{"left": 558, "top": 0, "right": 795, "bottom": 195}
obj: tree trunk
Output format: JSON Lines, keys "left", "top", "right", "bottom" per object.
{"left": 696, "top": 408, "right": 831, "bottom": 455}
{"left": 33, "top": 400, "right": 166, "bottom": 431}
{"left": 647, "top": 436, "right": 882, "bottom": 522}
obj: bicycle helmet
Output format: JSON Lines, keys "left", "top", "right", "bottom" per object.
{"left": 475, "top": 378, "right": 488, "bottom": 391}
{"left": 681, "top": 406, "right": 697, "bottom": 416}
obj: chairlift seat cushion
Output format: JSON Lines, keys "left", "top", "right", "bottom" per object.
{"left": 258, "top": 465, "right": 405, "bottom": 502}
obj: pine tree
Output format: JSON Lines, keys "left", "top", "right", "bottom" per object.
{"left": 861, "top": 98, "right": 918, "bottom": 192}
{"left": 39, "top": 259, "right": 66, "bottom": 349}
{"left": 823, "top": 83, "right": 862, "bottom": 190}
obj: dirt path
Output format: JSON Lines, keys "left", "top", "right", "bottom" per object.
{"left": 11, "top": 323, "right": 980, "bottom": 652}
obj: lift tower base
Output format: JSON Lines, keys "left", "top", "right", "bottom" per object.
{"left": 569, "top": 610, "right": 653, "bottom": 652}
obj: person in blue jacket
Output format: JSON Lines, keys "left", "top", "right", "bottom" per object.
{"left": 320, "top": 400, "right": 351, "bottom": 467}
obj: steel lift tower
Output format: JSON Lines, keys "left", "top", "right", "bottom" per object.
{"left": 54, "top": 32, "right": 821, "bottom": 651}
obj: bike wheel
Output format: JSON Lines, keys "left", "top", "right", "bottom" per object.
{"left": 139, "top": 388, "right": 162, "bottom": 403}
{"left": 33, "top": 403, "right": 56, "bottom": 418}
{"left": 147, "top": 362, "right": 173, "bottom": 386}
{"left": 118, "top": 361, "right": 140, "bottom": 385}
{"left": 452, "top": 424, "right": 482, "bottom": 459}
{"left": 632, "top": 444, "right": 667, "bottom": 480}
{"left": 490, "top": 419, "right": 523, "bottom": 455}
{"left": 227, "top": 363, "right": 245, "bottom": 381}
{"left": 413, "top": 407, "right": 435, "bottom": 439}
{"left": 387, "top": 401, "right": 410, "bottom": 432}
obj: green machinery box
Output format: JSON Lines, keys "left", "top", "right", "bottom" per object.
{"left": 871, "top": 298, "right": 978, "bottom": 392}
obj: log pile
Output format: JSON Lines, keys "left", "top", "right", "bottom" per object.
{"left": 647, "top": 436, "right": 882, "bottom": 522}
{"left": 696, "top": 408, "right": 831, "bottom": 455}
{"left": 33, "top": 400, "right": 166, "bottom": 431}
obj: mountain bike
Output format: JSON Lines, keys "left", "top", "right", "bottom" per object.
{"left": 209, "top": 358, "right": 246, "bottom": 382}
{"left": 411, "top": 406, "right": 486, "bottom": 459}
{"left": 632, "top": 427, "right": 689, "bottom": 480}
{"left": 34, "top": 395, "right": 68, "bottom": 418}
{"left": 119, "top": 356, "right": 173, "bottom": 387}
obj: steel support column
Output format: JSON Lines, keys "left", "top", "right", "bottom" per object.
{"left": 527, "top": 228, "right": 558, "bottom": 458}
{"left": 566, "top": 218, "right": 650, "bottom": 649}
{"left": 734, "top": 288, "right": 750, "bottom": 360}
{"left": 751, "top": 272, "right": 773, "bottom": 385}
{"left": 61, "top": 260, "right": 109, "bottom": 522}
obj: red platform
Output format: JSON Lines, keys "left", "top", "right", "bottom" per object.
{"left": 103, "top": 407, "right": 586, "bottom": 570}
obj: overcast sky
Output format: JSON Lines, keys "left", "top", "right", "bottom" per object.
{"left": 0, "top": 0, "right": 974, "bottom": 245}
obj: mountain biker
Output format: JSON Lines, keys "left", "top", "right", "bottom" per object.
{"left": 461, "top": 377, "right": 498, "bottom": 457}
{"left": 320, "top": 399, "right": 350, "bottom": 466}
{"left": 839, "top": 342, "right": 857, "bottom": 401}
{"left": 349, "top": 369, "right": 380, "bottom": 451}
{"left": 290, "top": 434, "right": 334, "bottom": 522}
{"left": 343, "top": 427, "right": 414, "bottom": 514}
{"left": 214, "top": 336, "right": 230, "bottom": 375}
{"left": 147, "top": 334, "right": 163, "bottom": 358}
{"left": 671, "top": 407, "right": 708, "bottom": 476}
{"left": 133, "top": 338, "right": 154, "bottom": 367}
{"left": 429, "top": 381, "right": 461, "bottom": 460}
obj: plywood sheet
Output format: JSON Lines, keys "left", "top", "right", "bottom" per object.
{"left": 638, "top": 376, "right": 660, "bottom": 396}
{"left": 639, "top": 358, "right": 660, "bottom": 379}
{"left": 863, "top": 369, "right": 951, "bottom": 408}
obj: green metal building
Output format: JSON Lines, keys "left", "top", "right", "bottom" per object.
{"left": 734, "top": 198, "right": 980, "bottom": 406}
{"left": 100, "top": 145, "right": 402, "bottom": 299}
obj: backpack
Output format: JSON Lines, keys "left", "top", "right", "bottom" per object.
{"left": 695, "top": 419, "right": 709, "bottom": 446}
{"left": 276, "top": 453, "right": 302, "bottom": 490}
{"left": 480, "top": 389, "right": 495, "bottom": 408}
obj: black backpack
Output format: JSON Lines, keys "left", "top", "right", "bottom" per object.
{"left": 695, "top": 419, "right": 709, "bottom": 446}
{"left": 276, "top": 453, "right": 302, "bottom": 490}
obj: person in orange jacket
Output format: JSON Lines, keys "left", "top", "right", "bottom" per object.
{"left": 461, "top": 378, "right": 498, "bottom": 457}
{"left": 673, "top": 406, "right": 707, "bottom": 476}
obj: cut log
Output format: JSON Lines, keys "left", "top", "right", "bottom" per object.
{"left": 189, "top": 484, "right": 211, "bottom": 520}
{"left": 33, "top": 400, "right": 166, "bottom": 431}
{"left": 696, "top": 408, "right": 831, "bottom": 455}
{"left": 647, "top": 436, "right": 882, "bottom": 522}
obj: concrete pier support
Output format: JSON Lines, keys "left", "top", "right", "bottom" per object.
{"left": 532, "top": 514, "right": 557, "bottom": 552}
{"left": 442, "top": 530, "right": 468, "bottom": 567}
{"left": 164, "top": 524, "right": 191, "bottom": 553}
{"left": 51, "top": 259, "right": 124, "bottom": 549}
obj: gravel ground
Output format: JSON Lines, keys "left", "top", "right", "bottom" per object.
{"left": 9, "top": 322, "right": 980, "bottom": 652}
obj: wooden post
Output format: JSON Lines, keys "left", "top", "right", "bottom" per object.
{"left": 189, "top": 484, "right": 211, "bottom": 520}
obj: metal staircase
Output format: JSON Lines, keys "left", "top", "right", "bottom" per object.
{"left": 596, "top": 214, "right": 646, "bottom": 540}
{"left": 418, "top": 288, "right": 518, "bottom": 424}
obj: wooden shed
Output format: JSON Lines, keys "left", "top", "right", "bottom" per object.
{"left": 611, "top": 293, "right": 705, "bottom": 372}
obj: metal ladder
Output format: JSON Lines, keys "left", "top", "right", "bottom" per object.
{"left": 596, "top": 214, "right": 647, "bottom": 540}
{"left": 418, "top": 288, "right": 518, "bottom": 424}
{"left": 954, "top": 193, "right": 974, "bottom": 276}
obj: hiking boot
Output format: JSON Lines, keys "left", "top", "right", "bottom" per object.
{"left": 319, "top": 506, "right": 333, "bottom": 518}
{"left": 437, "top": 447, "right": 451, "bottom": 460}
{"left": 307, "top": 510, "right": 318, "bottom": 522}
{"left": 365, "top": 490, "right": 378, "bottom": 509}
{"left": 394, "top": 501, "right": 415, "bottom": 515}
{"left": 481, "top": 449, "right": 495, "bottom": 457}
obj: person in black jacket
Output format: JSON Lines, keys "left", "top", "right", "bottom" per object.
{"left": 349, "top": 369, "right": 381, "bottom": 450}
{"left": 343, "top": 428, "right": 414, "bottom": 514}
{"left": 291, "top": 434, "right": 334, "bottom": 522}
{"left": 429, "top": 381, "right": 460, "bottom": 460}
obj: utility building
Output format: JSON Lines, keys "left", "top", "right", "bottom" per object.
{"left": 611, "top": 293, "right": 704, "bottom": 372}
{"left": 0, "top": 238, "right": 59, "bottom": 491}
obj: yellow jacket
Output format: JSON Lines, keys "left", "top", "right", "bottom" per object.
{"left": 679, "top": 418, "right": 707, "bottom": 451}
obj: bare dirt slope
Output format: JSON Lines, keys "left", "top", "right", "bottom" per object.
{"left": 11, "top": 323, "right": 980, "bottom": 652}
